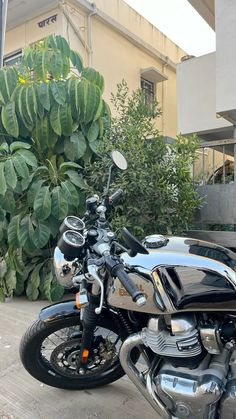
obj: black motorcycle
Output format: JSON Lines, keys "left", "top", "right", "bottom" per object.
{"left": 20, "top": 151, "right": 236, "bottom": 419}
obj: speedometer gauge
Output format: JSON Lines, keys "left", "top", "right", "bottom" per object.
{"left": 58, "top": 230, "right": 85, "bottom": 259}
{"left": 59, "top": 216, "right": 85, "bottom": 235}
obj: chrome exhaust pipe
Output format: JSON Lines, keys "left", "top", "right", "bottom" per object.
{"left": 119, "top": 332, "right": 171, "bottom": 418}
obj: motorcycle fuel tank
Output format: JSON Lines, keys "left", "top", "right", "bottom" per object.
{"left": 111, "top": 237, "right": 236, "bottom": 314}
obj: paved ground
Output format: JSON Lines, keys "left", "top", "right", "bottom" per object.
{"left": 0, "top": 297, "right": 157, "bottom": 419}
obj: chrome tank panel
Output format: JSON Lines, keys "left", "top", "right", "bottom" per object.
{"left": 112, "top": 237, "right": 236, "bottom": 313}
{"left": 107, "top": 273, "right": 164, "bottom": 314}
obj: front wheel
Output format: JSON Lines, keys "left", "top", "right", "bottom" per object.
{"left": 20, "top": 315, "right": 128, "bottom": 390}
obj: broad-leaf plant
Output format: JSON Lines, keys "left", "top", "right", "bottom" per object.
{"left": 0, "top": 35, "right": 110, "bottom": 301}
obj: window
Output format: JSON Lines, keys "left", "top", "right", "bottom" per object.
{"left": 4, "top": 50, "right": 22, "bottom": 67}
{"left": 141, "top": 77, "right": 155, "bottom": 107}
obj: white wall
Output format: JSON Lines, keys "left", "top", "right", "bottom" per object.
{"left": 177, "top": 52, "right": 232, "bottom": 135}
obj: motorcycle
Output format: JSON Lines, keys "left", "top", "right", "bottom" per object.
{"left": 20, "top": 150, "right": 236, "bottom": 419}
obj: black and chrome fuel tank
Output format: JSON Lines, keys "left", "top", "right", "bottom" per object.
{"left": 107, "top": 236, "right": 236, "bottom": 314}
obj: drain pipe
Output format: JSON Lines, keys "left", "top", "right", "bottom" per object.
{"left": 0, "top": 0, "right": 8, "bottom": 68}
{"left": 87, "top": 2, "right": 97, "bottom": 67}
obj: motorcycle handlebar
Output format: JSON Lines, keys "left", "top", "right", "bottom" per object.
{"left": 105, "top": 256, "right": 146, "bottom": 307}
{"left": 109, "top": 188, "right": 123, "bottom": 205}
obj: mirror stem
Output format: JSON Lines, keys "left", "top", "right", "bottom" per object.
{"left": 104, "top": 164, "right": 114, "bottom": 197}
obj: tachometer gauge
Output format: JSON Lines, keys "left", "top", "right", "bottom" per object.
{"left": 59, "top": 216, "right": 85, "bottom": 235}
{"left": 58, "top": 230, "right": 85, "bottom": 259}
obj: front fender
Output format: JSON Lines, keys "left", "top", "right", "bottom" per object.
{"left": 39, "top": 300, "right": 79, "bottom": 323}
{"left": 39, "top": 299, "right": 118, "bottom": 325}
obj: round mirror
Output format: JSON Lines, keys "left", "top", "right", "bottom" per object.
{"left": 111, "top": 150, "right": 128, "bottom": 171}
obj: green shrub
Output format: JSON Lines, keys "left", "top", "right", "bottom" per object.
{"left": 86, "top": 81, "right": 200, "bottom": 238}
{"left": 0, "top": 35, "right": 110, "bottom": 301}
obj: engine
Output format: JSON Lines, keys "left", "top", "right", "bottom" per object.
{"left": 141, "top": 314, "right": 236, "bottom": 418}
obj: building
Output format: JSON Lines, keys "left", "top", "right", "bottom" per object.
{"left": 4, "top": 0, "right": 186, "bottom": 139}
{"left": 177, "top": 0, "right": 236, "bottom": 248}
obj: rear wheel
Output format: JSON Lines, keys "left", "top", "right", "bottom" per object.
{"left": 20, "top": 316, "right": 128, "bottom": 390}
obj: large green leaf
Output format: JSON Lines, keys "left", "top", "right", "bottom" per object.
{"left": 44, "top": 34, "right": 58, "bottom": 49}
{"left": 0, "top": 67, "right": 17, "bottom": 104}
{"left": 26, "top": 84, "right": 37, "bottom": 123}
{"left": 34, "top": 50, "right": 52, "bottom": 81}
{"left": 40, "top": 270, "right": 53, "bottom": 301}
{"left": 0, "top": 162, "right": 7, "bottom": 195}
{"left": 21, "top": 85, "right": 35, "bottom": 126}
{"left": 37, "top": 82, "right": 50, "bottom": 111}
{"left": 12, "top": 154, "right": 30, "bottom": 179}
{"left": 51, "top": 51, "right": 63, "bottom": 79}
{"left": 65, "top": 170, "right": 87, "bottom": 189}
{"left": 34, "top": 186, "right": 51, "bottom": 220}
{"left": 10, "top": 248, "right": 24, "bottom": 275}
{"left": 1, "top": 190, "right": 15, "bottom": 213}
{"left": 61, "top": 180, "right": 79, "bottom": 203}
{"left": 4, "top": 159, "right": 17, "bottom": 189}
{"left": 10, "top": 141, "right": 31, "bottom": 152}
{"left": 88, "top": 139, "right": 100, "bottom": 155}
{"left": 59, "top": 161, "right": 82, "bottom": 172}
{"left": 50, "top": 80, "right": 66, "bottom": 105}
{"left": 50, "top": 105, "right": 61, "bottom": 136}
{"left": 13, "top": 85, "right": 33, "bottom": 131}
{"left": 50, "top": 277, "right": 64, "bottom": 301}
{"left": 27, "top": 179, "right": 45, "bottom": 206}
{"left": 18, "top": 215, "right": 37, "bottom": 254}
{"left": 59, "top": 104, "right": 73, "bottom": 136}
{"left": 15, "top": 149, "right": 37, "bottom": 167}
{"left": 77, "top": 79, "right": 88, "bottom": 123}
{"left": 8, "top": 214, "right": 21, "bottom": 247}
{"left": 87, "top": 121, "right": 99, "bottom": 142}
{"left": 1, "top": 102, "right": 19, "bottom": 138}
{"left": 70, "top": 50, "right": 83, "bottom": 73}
{"left": 32, "top": 220, "right": 51, "bottom": 248}
{"left": 34, "top": 116, "right": 50, "bottom": 150}
{"left": 67, "top": 77, "right": 80, "bottom": 120}
{"left": 51, "top": 186, "right": 68, "bottom": 220}
{"left": 47, "top": 215, "right": 60, "bottom": 238}
{"left": 77, "top": 80, "right": 102, "bottom": 124}
{"left": 26, "top": 263, "right": 44, "bottom": 301}
{"left": 82, "top": 67, "right": 104, "bottom": 93}
{"left": 64, "top": 131, "right": 87, "bottom": 161}
{"left": 34, "top": 84, "right": 44, "bottom": 119}
{"left": 55, "top": 35, "right": 71, "bottom": 58}
{"left": 5, "top": 269, "right": 17, "bottom": 294}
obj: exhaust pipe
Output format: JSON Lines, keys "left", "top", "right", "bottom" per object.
{"left": 119, "top": 332, "right": 171, "bottom": 418}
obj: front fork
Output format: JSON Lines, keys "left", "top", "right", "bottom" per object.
{"left": 77, "top": 282, "right": 101, "bottom": 372}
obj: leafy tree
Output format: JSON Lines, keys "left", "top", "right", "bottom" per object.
{"left": 0, "top": 35, "right": 110, "bottom": 301}
{"left": 86, "top": 80, "right": 200, "bottom": 238}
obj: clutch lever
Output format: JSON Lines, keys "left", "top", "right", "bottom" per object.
{"left": 87, "top": 263, "right": 104, "bottom": 315}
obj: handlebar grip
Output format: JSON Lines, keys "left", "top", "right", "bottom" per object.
{"left": 109, "top": 188, "right": 123, "bottom": 205}
{"left": 113, "top": 266, "right": 146, "bottom": 307}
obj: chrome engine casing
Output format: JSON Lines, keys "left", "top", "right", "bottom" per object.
{"left": 120, "top": 314, "right": 236, "bottom": 419}
{"left": 142, "top": 314, "right": 202, "bottom": 358}
{"left": 155, "top": 348, "right": 230, "bottom": 419}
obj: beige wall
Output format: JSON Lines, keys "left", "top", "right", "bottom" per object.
{"left": 4, "top": 0, "right": 185, "bottom": 138}
{"left": 5, "top": 8, "right": 62, "bottom": 55}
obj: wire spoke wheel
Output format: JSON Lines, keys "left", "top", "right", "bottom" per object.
{"left": 20, "top": 314, "right": 133, "bottom": 389}
{"left": 40, "top": 324, "right": 122, "bottom": 378}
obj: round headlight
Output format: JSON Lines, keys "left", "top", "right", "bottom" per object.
{"left": 53, "top": 247, "right": 79, "bottom": 288}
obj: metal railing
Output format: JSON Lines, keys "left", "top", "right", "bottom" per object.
{"left": 193, "top": 139, "right": 236, "bottom": 186}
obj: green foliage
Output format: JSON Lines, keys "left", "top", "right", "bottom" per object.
{"left": 0, "top": 35, "right": 110, "bottom": 301}
{"left": 86, "top": 81, "right": 200, "bottom": 238}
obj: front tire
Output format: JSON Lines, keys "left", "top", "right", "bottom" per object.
{"left": 20, "top": 315, "right": 128, "bottom": 390}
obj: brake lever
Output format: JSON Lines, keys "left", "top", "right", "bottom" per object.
{"left": 87, "top": 264, "right": 104, "bottom": 315}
